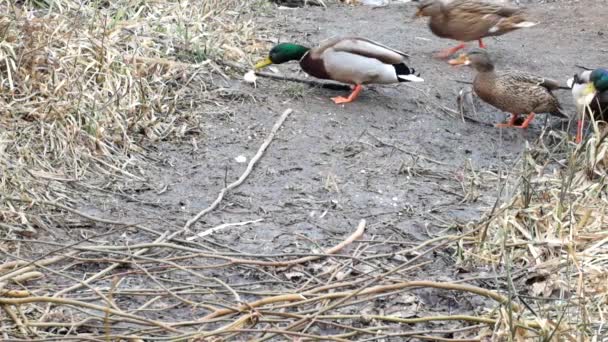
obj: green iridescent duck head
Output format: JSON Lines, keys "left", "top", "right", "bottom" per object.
{"left": 254, "top": 43, "right": 310, "bottom": 69}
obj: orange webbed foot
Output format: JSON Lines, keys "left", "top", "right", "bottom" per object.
{"left": 495, "top": 114, "right": 520, "bottom": 128}
{"left": 434, "top": 43, "right": 466, "bottom": 60}
{"left": 331, "top": 96, "right": 353, "bottom": 104}
{"left": 514, "top": 113, "right": 535, "bottom": 129}
{"left": 495, "top": 113, "right": 535, "bottom": 129}
{"left": 331, "top": 84, "right": 362, "bottom": 105}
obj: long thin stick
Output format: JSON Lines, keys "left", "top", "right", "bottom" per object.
{"left": 70, "top": 221, "right": 365, "bottom": 268}
{"left": 201, "top": 279, "right": 513, "bottom": 323}
{"left": 0, "top": 254, "right": 75, "bottom": 283}
{"left": 2, "top": 304, "right": 29, "bottom": 336}
{"left": 198, "top": 220, "right": 366, "bottom": 321}
{"left": 256, "top": 71, "right": 350, "bottom": 90}
{"left": 183, "top": 108, "right": 293, "bottom": 230}
{"left": 219, "top": 60, "right": 350, "bottom": 90}
{"left": 186, "top": 219, "right": 264, "bottom": 241}
{"left": 5, "top": 108, "right": 296, "bottom": 332}
{"left": 268, "top": 219, "right": 365, "bottom": 267}
{"left": 0, "top": 297, "right": 179, "bottom": 333}
{"left": 9, "top": 108, "right": 295, "bottom": 306}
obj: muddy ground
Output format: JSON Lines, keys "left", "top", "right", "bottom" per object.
{"left": 15, "top": 0, "right": 608, "bottom": 339}
{"left": 91, "top": 0, "right": 608, "bottom": 249}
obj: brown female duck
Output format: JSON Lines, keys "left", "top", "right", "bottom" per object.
{"left": 450, "top": 48, "right": 566, "bottom": 128}
{"left": 414, "top": 0, "right": 537, "bottom": 60}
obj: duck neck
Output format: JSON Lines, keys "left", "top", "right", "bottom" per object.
{"left": 289, "top": 44, "right": 311, "bottom": 62}
{"left": 474, "top": 63, "right": 495, "bottom": 73}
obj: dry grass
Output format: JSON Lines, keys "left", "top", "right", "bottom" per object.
{"left": 0, "top": 0, "right": 266, "bottom": 234}
{"left": 462, "top": 127, "right": 608, "bottom": 340}
{"left": 1, "top": 0, "right": 607, "bottom": 340}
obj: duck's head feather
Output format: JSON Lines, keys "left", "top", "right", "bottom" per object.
{"left": 590, "top": 68, "right": 608, "bottom": 92}
{"left": 415, "top": 0, "right": 443, "bottom": 17}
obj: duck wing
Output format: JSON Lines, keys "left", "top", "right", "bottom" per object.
{"left": 445, "top": 0, "right": 535, "bottom": 36}
{"left": 322, "top": 37, "right": 408, "bottom": 64}
{"left": 504, "top": 71, "right": 561, "bottom": 90}
{"left": 497, "top": 70, "right": 567, "bottom": 117}
{"left": 446, "top": 0, "right": 520, "bottom": 17}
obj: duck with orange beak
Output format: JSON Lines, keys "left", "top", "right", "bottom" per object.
{"left": 254, "top": 37, "right": 423, "bottom": 104}
{"left": 450, "top": 49, "right": 567, "bottom": 129}
{"left": 413, "top": 0, "right": 537, "bottom": 61}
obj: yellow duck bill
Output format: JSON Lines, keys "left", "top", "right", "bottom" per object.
{"left": 254, "top": 57, "right": 273, "bottom": 70}
{"left": 584, "top": 82, "right": 597, "bottom": 95}
{"left": 577, "top": 82, "right": 598, "bottom": 107}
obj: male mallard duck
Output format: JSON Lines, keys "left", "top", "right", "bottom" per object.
{"left": 414, "top": 0, "right": 537, "bottom": 60}
{"left": 450, "top": 49, "right": 566, "bottom": 128}
{"left": 254, "top": 37, "right": 423, "bottom": 104}
{"left": 567, "top": 68, "right": 608, "bottom": 143}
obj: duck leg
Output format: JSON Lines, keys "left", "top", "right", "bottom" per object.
{"left": 332, "top": 84, "right": 363, "bottom": 104}
{"left": 495, "top": 113, "right": 520, "bottom": 128}
{"left": 575, "top": 119, "right": 584, "bottom": 143}
{"left": 434, "top": 42, "right": 466, "bottom": 59}
{"left": 496, "top": 113, "right": 536, "bottom": 129}
{"left": 516, "top": 112, "right": 536, "bottom": 128}
{"left": 478, "top": 39, "right": 486, "bottom": 48}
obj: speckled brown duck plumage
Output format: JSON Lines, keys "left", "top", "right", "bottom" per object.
{"left": 414, "top": 0, "right": 537, "bottom": 59}
{"left": 254, "top": 37, "right": 423, "bottom": 104}
{"left": 451, "top": 48, "right": 566, "bottom": 128}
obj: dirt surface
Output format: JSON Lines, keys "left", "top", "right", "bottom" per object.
{"left": 92, "top": 0, "right": 605, "bottom": 317}
{"left": 15, "top": 0, "right": 608, "bottom": 338}
{"left": 89, "top": 2, "right": 607, "bottom": 258}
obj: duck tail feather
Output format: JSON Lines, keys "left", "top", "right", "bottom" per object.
{"left": 513, "top": 21, "right": 538, "bottom": 28}
{"left": 394, "top": 64, "right": 424, "bottom": 82}
{"left": 398, "top": 74, "right": 425, "bottom": 82}
{"left": 553, "top": 107, "right": 569, "bottom": 119}
{"left": 489, "top": 20, "right": 537, "bottom": 33}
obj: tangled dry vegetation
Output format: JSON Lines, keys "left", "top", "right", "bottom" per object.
{"left": 1, "top": 120, "right": 606, "bottom": 340}
{"left": 0, "top": 0, "right": 264, "bottom": 232}
{"left": 461, "top": 128, "right": 608, "bottom": 340}
{"left": 1, "top": 0, "right": 607, "bottom": 341}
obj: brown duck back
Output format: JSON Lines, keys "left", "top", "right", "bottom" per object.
{"left": 429, "top": 0, "right": 530, "bottom": 42}
{"left": 473, "top": 71, "right": 562, "bottom": 115}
